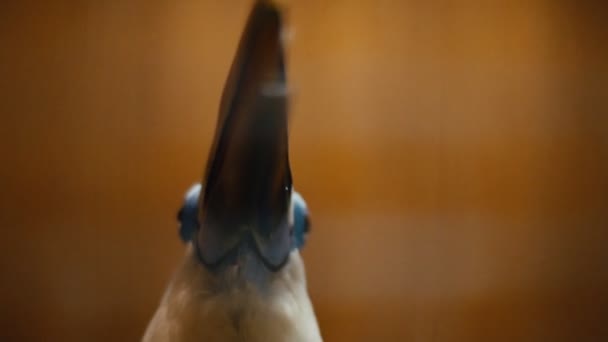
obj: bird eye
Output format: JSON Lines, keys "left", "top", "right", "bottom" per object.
{"left": 303, "top": 215, "right": 310, "bottom": 234}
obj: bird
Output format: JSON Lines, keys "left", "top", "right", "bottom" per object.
{"left": 142, "top": 1, "right": 322, "bottom": 341}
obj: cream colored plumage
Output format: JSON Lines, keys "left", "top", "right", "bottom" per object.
{"left": 143, "top": 246, "right": 321, "bottom": 342}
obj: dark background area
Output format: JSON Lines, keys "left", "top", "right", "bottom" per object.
{"left": 1, "top": 1, "right": 607, "bottom": 341}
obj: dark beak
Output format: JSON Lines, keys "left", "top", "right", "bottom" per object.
{"left": 197, "top": 1, "right": 292, "bottom": 271}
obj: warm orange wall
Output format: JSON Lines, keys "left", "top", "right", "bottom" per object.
{"left": 1, "top": 1, "right": 607, "bottom": 341}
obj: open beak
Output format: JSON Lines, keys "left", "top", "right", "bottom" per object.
{"left": 197, "top": 1, "right": 293, "bottom": 272}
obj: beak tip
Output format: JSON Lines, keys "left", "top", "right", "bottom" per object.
{"left": 257, "top": 0, "right": 289, "bottom": 8}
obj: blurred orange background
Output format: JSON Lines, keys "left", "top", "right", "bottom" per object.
{"left": 1, "top": 1, "right": 607, "bottom": 341}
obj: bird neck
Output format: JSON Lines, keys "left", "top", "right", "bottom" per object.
{"left": 145, "top": 245, "right": 321, "bottom": 341}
